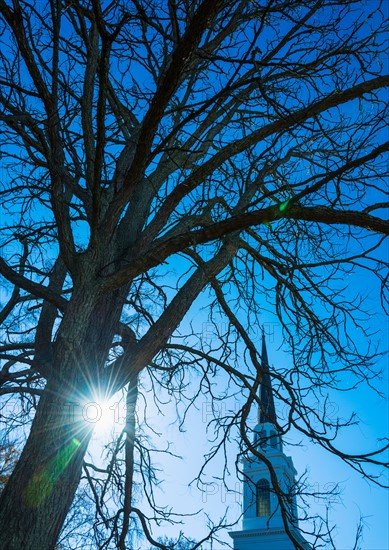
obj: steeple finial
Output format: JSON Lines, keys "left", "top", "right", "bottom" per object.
{"left": 258, "top": 329, "right": 277, "bottom": 425}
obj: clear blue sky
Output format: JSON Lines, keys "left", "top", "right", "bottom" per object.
{"left": 92, "top": 272, "right": 387, "bottom": 550}
{"left": 1, "top": 1, "right": 388, "bottom": 548}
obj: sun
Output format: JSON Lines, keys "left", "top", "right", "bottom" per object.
{"left": 82, "top": 394, "right": 119, "bottom": 436}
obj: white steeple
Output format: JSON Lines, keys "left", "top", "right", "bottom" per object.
{"left": 229, "top": 332, "right": 310, "bottom": 549}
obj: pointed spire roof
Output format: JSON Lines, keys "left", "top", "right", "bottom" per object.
{"left": 258, "top": 330, "right": 277, "bottom": 425}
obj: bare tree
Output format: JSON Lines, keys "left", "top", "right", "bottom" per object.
{"left": 0, "top": 0, "right": 388, "bottom": 548}
{"left": 0, "top": 437, "right": 19, "bottom": 492}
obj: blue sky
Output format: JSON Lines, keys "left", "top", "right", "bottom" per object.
{"left": 119, "top": 237, "right": 388, "bottom": 549}
{"left": 132, "top": 315, "right": 388, "bottom": 549}
{"left": 1, "top": 1, "right": 388, "bottom": 548}
{"left": 85, "top": 271, "right": 388, "bottom": 549}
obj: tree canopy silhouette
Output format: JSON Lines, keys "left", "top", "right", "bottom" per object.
{"left": 0, "top": 0, "right": 388, "bottom": 548}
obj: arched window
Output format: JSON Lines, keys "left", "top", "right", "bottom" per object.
{"left": 270, "top": 430, "right": 277, "bottom": 448}
{"left": 256, "top": 478, "right": 270, "bottom": 517}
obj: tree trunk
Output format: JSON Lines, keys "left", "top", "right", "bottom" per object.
{"left": 0, "top": 278, "right": 131, "bottom": 548}
{"left": 0, "top": 377, "right": 93, "bottom": 549}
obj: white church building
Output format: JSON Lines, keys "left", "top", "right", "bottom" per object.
{"left": 229, "top": 333, "right": 311, "bottom": 550}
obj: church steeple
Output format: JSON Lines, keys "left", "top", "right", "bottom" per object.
{"left": 258, "top": 330, "right": 277, "bottom": 426}
{"left": 229, "top": 334, "right": 311, "bottom": 549}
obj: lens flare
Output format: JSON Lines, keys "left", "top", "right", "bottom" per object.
{"left": 24, "top": 437, "right": 82, "bottom": 508}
